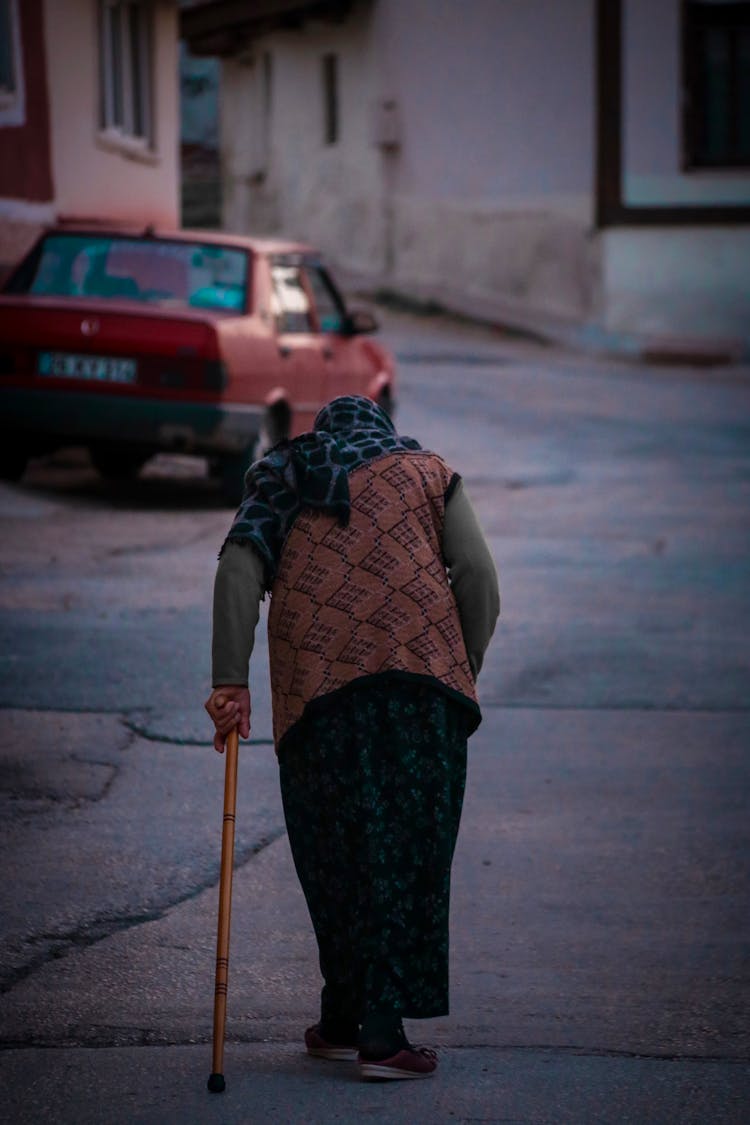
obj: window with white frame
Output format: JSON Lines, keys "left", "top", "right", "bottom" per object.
{"left": 99, "top": 0, "right": 153, "bottom": 147}
{"left": 683, "top": 0, "right": 750, "bottom": 168}
{"left": 0, "top": 0, "right": 25, "bottom": 126}
{"left": 322, "top": 53, "right": 339, "bottom": 145}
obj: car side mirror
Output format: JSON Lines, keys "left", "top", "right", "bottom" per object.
{"left": 345, "top": 309, "right": 379, "bottom": 335}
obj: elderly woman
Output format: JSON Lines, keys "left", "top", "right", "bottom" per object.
{"left": 205, "top": 395, "right": 499, "bottom": 1081}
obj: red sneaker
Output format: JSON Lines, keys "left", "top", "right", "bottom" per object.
{"left": 358, "top": 1046, "right": 438, "bottom": 1080}
{"left": 304, "top": 1023, "right": 358, "bottom": 1061}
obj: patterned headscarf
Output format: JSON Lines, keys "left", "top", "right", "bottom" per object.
{"left": 221, "top": 395, "right": 422, "bottom": 588}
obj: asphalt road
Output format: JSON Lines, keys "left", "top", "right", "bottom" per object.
{"left": 0, "top": 308, "right": 748, "bottom": 1123}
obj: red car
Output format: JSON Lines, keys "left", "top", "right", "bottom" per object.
{"left": 0, "top": 224, "right": 396, "bottom": 500}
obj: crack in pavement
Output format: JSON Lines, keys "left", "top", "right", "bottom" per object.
{"left": 121, "top": 715, "right": 273, "bottom": 747}
{"left": 480, "top": 701, "right": 750, "bottom": 712}
{"left": 0, "top": 719, "right": 134, "bottom": 819}
{"left": 0, "top": 1032, "right": 746, "bottom": 1062}
{"left": 0, "top": 757, "right": 118, "bottom": 813}
{"left": 0, "top": 826, "right": 286, "bottom": 996}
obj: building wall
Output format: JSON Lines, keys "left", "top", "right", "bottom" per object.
{"left": 379, "top": 0, "right": 597, "bottom": 327}
{"left": 46, "top": 0, "right": 180, "bottom": 227}
{"left": 623, "top": 0, "right": 750, "bottom": 207}
{"left": 603, "top": 0, "right": 750, "bottom": 347}
{"left": 0, "top": 0, "right": 54, "bottom": 266}
{"left": 378, "top": 0, "right": 593, "bottom": 203}
{"left": 222, "top": 0, "right": 597, "bottom": 328}
{"left": 602, "top": 226, "right": 750, "bottom": 343}
{"left": 0, "top": 0, "right": 53, "bottom": 201}
{"left": 0, "top": 0, "right": 179, "bottom": 272}
{"left": 218, "top": 0, "right": 749, "bottom": 351}
{"left": 221, "top": 6, "right": 383, "bottom": 268}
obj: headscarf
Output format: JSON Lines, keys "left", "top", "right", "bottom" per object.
{"left": 221, "top": 395, "right": 422, "bottom": 588}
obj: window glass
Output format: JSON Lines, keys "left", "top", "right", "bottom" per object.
{"left": 22, "top": 234, "right": 248, "bottom": 312}
{"left": 740, "top": 27, "right": 750, "bottom": 154}
{"left": 270, "top": 264, "right": 314, "bottom": 333}
{"left": 109, "top": 3, "right": 124, "bottom": 127}
{"left": 129, "top": 2, "right": 146, "bottom": 136}
{"left": 684, "top": 1, "right": 750, "bottom": 167}
{"left": 303, "top": 265, "right": 346, "bottom": 333}
{"left": 322, "top": 53, "right": 338, "bottom": 145}
{"left": 0, "top": 0, "right": 16, "bottom": 95}
{"left": 100, "top": 0, "right": 152, "bottom": 144}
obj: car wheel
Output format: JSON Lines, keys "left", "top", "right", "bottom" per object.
{"left": 219, "top": 448, "right": 253, "bottom": 505}
{"left": 250, "top": 424, "right": 272, "bottom": 465}
{"left": 252, "top": 401, "right": 291, "bottom": 462}
{"left": 377, "top": 388, "right": 395, "bottom": 418}
{"left": 0, "top": 443, "right": 28, "bottom": 482}
{"left": 90, "top": 445, "right": 151, "bottom": 480}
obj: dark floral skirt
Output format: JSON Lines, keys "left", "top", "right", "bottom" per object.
{"left": 278, "top": 677, "right": 473, "bottom": 1022}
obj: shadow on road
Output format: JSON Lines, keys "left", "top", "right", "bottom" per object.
{"left": 17, "top": 449, "right": 235, "bottom": 512}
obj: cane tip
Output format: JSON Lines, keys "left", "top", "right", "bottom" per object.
{"left": 207, "top": 1073, "right": 226, "bottom": 1093}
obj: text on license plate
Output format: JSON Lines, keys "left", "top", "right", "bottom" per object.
{"left": 38, "top": 352, "right": 137, "bottom": 384}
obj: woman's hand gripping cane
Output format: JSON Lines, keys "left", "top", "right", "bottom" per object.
{"left": 204, "top": 686, "right": 251, "bottom": 753}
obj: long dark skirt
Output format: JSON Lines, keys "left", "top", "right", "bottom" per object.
{"left": 278, "top": 677, "right": 472, "bottom": 1024}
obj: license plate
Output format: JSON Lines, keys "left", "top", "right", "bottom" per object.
{"left": 38, "top": 351, "right": 137, "bottom": 384}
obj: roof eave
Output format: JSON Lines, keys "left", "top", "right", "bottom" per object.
{"left": 180, "top": 0, "right": 355, "bottom": 56}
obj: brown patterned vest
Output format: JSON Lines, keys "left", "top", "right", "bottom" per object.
{"left": 268, "top": 450, "right": 479, "bottom": 749}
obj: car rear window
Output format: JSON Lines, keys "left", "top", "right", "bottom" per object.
{"left": 11, "top": 234, "right": 249, "bottom": 312}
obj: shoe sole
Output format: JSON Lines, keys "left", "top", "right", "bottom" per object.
{"left": 307, "top": 1046, "right": 358, "bottom": 1061}
{"left": 359, "top": 1062, "right": 436, "bottom": 1080}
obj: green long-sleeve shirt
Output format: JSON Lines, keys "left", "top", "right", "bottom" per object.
{"left": 212, "top": 478, "right": 499, "bottom": 686}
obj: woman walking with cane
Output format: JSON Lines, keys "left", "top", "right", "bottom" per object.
{"left": 205, "top": 395, "right": 499, "bottom": 1080}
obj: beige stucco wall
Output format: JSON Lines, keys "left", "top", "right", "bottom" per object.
{"left": 623, "top": 0, "right": 750, "bottom": 208}
{"left": 222, "top": 9, "right": 384, "bottom": 271}
{"left": 377, "top": 0, "right": 596, "bottom": 325}
{"left": 602, "top": 227, "right": 750, "bottom": 345}
{"left": 387, "top": 195, "right": 599, "bottom": 332}
{"left": 599, "top": 0, "right": 750, "bottom": 348}
{"left": 222, "top": 0, "right": 597, "bottom": 326}
{"left": 45, "top": 0, "right": 179, "bottom": 227}
{"left": 219, "top": 0, "right": 749, "bottom": 352}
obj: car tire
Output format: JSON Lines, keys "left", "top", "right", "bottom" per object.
{"left": 0, "top": 443, "right": 28, "bottom": 482}
{"left": 90, "top": 445, "right": 151, "bottom": 480}
{"left": 252, "top": 401, "right": 290, "bottom": 463}
{"left": 251, "top": 422, "right": 273, "bottom": 464}
{"left": 219, "top": 448, "right": 253, "bottom": 505}
{"left": 377, "top": 388, "right": 395, "bottom": 418}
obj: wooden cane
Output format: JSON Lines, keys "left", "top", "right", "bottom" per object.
{"left": 207, "top": 725, "right": 240, "bottom": 1093}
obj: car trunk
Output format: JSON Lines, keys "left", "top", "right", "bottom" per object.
{"left": 0, "top": 297, "right": 226, "bottom": 395}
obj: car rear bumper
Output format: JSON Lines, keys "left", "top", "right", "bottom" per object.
{"left": 0, "top": 387, "right": 264, "bottom": 455}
